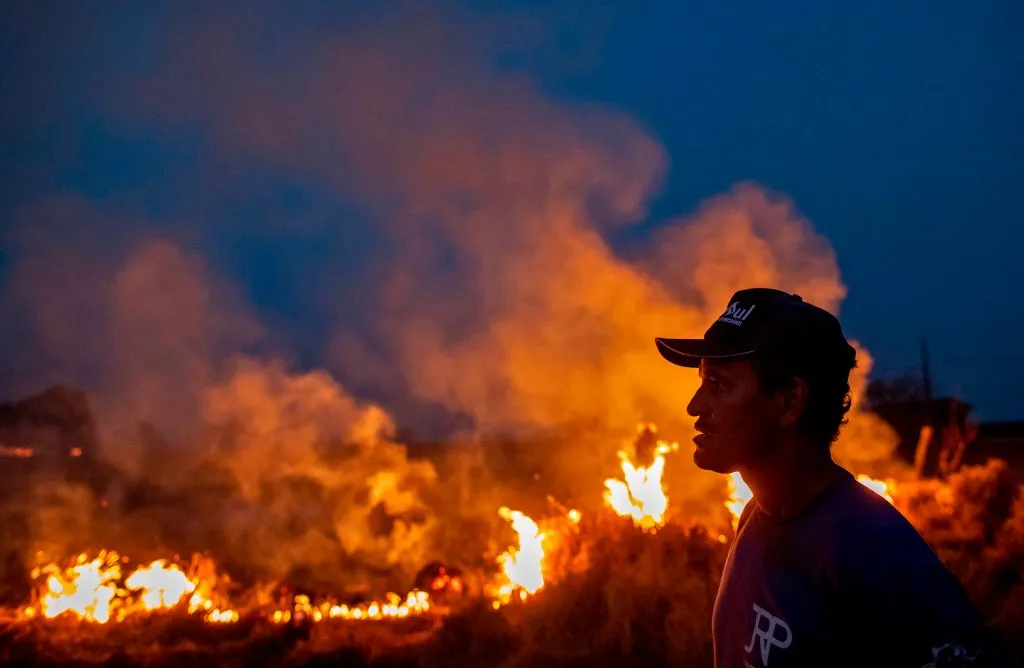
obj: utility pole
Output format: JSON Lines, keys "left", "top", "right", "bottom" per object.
{"left": 914, "top": 337, "right": 936, "bottom": 477}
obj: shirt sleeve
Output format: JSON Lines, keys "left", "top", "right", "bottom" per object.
{"left": 830, "top": 513, "right": 1012, "bottom": 668}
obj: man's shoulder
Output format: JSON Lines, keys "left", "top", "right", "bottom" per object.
{"left": 805, "top": 473, "right": 937, "bottom": 568}
{"left": 827, "top": 474, "right": 922, "bottom": 538}
{"left": 819, "top": 475, "right": 966, "bottom": 593}
{"left": 735, "top": 498, "right": 758, "bottom": 533}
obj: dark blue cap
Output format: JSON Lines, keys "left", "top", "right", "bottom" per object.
{"left": 655, "top": 288, "right": 855, "bottom": 368}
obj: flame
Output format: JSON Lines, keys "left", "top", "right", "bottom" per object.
{"left": 30, "top": 551, "right": 122, "bottom": 623}
{"left": 270, "top": 590, "right": 430, "bottom": 624}
{"left": 491, "top": 507, "right": 546, "bottom": 608}
{"left": 17, "top": 550, "right": 436, "bottom": 626}
{"left": 856, "top": 474, "right": 894, "bottom": 504}
{"left": 603, "top": 440, "right": 676, "bottom": 531}
{"left": 726, "top": 472, "right": 753, "bottom": 529}
{"left": 20, "top": 551, "right": 242, "bottom": 624}
{"left": 124, "top": 559, "right": 195, "bottom": 611}
{"left": 186, "top": 589, "right": 239, "bottom": 623}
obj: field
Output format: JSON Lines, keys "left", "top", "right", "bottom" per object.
{"left": 2, "top": 458, "right": 1022, "bottom": 667}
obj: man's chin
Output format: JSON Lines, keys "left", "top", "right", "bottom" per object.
{"left": 693, "top": 447, "right": 735, "bottom": 475}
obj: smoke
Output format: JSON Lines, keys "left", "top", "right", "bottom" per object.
{"left": 196, "top": 357, "right": 438, "bottom": 591}
{"left": 199, "top": 11, "right": 896, "bottom": 495}
{"left": 106, "top": 5, "right": 895, "bottom": 463}
{"left": 643, "top": 185, "right": 899, "bottom": 472}
{"left": 0, "top": 3, "right": 899, "bottom": 577}
{"left": 0, "top": 197, "right": 442, "bottom": 590}
{"left": 0, "top": 197, "right": 264, "bottom": 468}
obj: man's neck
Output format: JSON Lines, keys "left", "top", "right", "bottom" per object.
{"left": 740, "top": 444, "right": 843, "bottom": 519}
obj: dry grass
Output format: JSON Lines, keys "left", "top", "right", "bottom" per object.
{"left": 3, "top": 461, "right": 1023, "bottom": 667}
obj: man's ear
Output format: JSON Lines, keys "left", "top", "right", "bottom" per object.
{"left": 777, "top": 377, "right": 809, "bottom": 428}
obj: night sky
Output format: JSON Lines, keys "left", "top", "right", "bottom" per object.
{"left": 2, "top": 1, "right": 1022, "bottom": 425}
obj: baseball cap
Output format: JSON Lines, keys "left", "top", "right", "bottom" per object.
{"left": 655, "top": 288, "right": 855, "bottom": 368}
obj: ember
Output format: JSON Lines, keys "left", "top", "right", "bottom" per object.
{"left": 270, "top": 590, "right": 430, "bottom": 623}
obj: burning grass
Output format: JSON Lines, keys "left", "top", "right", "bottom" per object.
{"left": 20, "top": 551, "right": 238, "bottom": 625}
{"left": 2, "top": 418, "right": 1022, "bottom": 666}
{"left": 0, "top": 517, "right": 726, "bottom": 667}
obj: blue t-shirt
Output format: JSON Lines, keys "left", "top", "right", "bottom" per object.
{"left": 713, "top": 469, "right": 1006, "bottom": 668}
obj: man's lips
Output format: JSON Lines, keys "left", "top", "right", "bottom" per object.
{"left": 693, "top": 421, "right": 713, "bottom": 447}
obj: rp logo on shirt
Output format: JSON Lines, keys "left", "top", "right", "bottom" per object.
{"left": 744, "top": 603, "right": 792, "bottom": 666}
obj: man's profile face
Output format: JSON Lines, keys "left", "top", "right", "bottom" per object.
{"left": 686, "top": 358, "right": 781, "bottom": 474}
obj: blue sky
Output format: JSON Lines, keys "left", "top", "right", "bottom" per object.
{"left": 2, "top": 1, "right": 1022, "bottom": 425}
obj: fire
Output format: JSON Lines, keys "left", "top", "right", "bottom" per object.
{"left": 17, "top": 552, "right": 443, "bottom": 627}
{"left": 28, "top": 551, "right": 122, "bottom": 623}
{"left": 726, "top": 472, "right": 753, "bottom": 529}
{"left": 491, "top": 506, "right": 547, "bottom": 608}
{"left": 270, "top": 590, "right": 430, "bottom": 624}
{"left": 19, "top": 551, "right": 242, "bottom": 624}
{"left": 125, "top": 559, "right": 195, "bottom": 611}
{"left": 16, "top": 549, "right": 437, "bottom": 627}
{"left": 856, "top": 474, "right": 894, "bottom": 504}
{"left": 603, "top": 440, "right": 677, "bottom": 532}
{"left": 9, "top": 425, "right": 896, "bottom": 631}
{"left": 186, "top": 590, "right": 240, "bottom": 623}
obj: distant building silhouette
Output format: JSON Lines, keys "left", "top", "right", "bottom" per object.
{"left": 869, "top": 391, "right": 1024, "bottom": 478}
{"left": 0, "top": 386, "right": 105, "bottom": 604}
{"left": 962, "top": 421, "right": 1024, "bottom": 475}
{"left": 0, "top": 386, "right": 100, "bottom": 464}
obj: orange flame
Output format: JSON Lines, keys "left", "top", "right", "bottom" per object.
{"left": 603, "top": 440, "right": 677, "bottom": 531}
{"left": 28, "top": 551, "right": 122, "bottom": 623}
{"left": 19, "top": 551, "right": 242, "bottom": 624}
{"left": 855, "top": 474, "right": 894, "bottom": 504}
{"left": 124, "top": 559, "right": 195, "bottom": 611}
{"left": 17, "top": 549, "right": 435, "bottom": 626}
{"left": 491, "top": 506, "right": 546, "bottom": 608}
{"left": 186, "top": 590, "right": 240, "bottom": 623}
{"left": 16, "top": 549, "right": 434, "bottom": 627}
{"left": 725, "top": 472, "right": 753, "bottom": 529}
{"left": 270, "top": 590, "right": 430, "bottom": 624}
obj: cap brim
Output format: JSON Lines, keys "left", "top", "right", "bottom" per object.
{"left": 655, "top": 337, "right": 757, "bottom": 368}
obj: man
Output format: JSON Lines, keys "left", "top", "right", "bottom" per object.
{"left": 655, "top": 288, "right": 1009, "bottom": 668}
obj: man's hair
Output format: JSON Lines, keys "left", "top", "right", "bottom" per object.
{"left": 750, "top": 345, "right": 858, "bottom": 445}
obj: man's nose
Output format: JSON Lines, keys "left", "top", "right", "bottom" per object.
{"left": 686, "top": 385, "right": 705, "bottom": 418}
